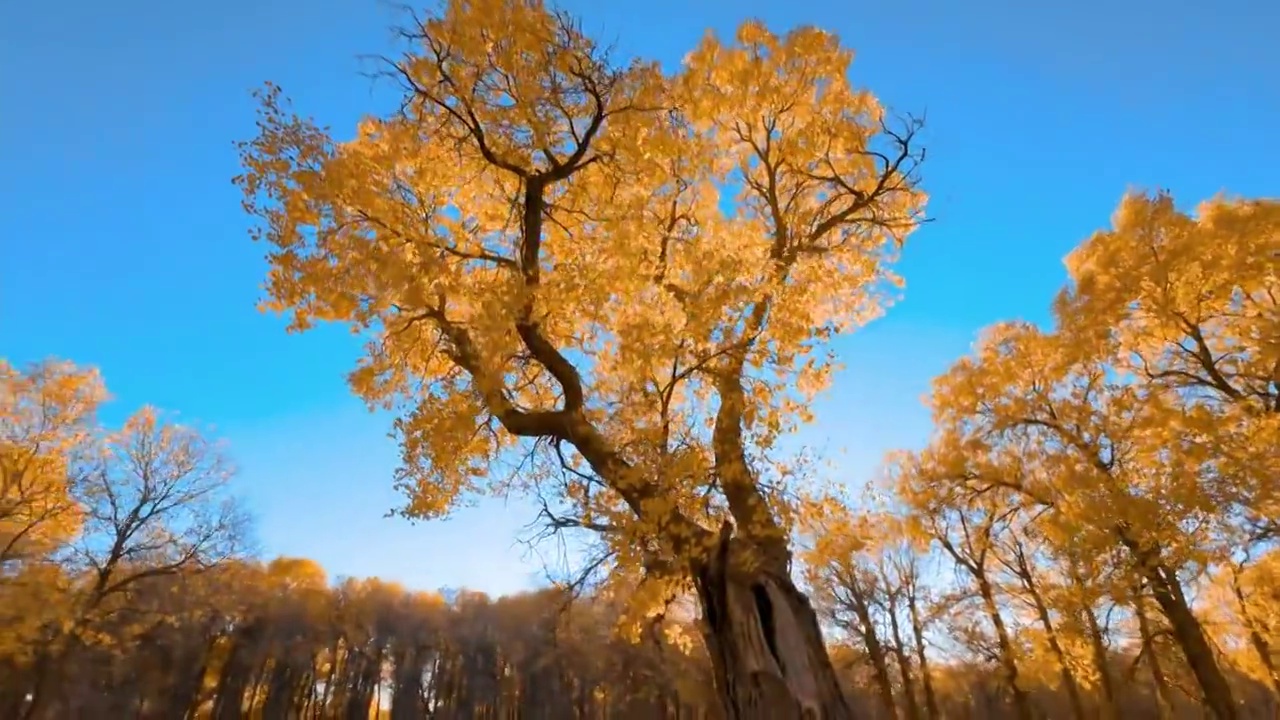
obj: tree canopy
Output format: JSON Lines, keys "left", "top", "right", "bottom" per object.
{"left": 235, "top": 0, "right": 925, "bottom": 600}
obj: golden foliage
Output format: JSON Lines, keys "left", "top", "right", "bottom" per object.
{"left": 0, "top": 359, "right": 104, "bottom": 566}
{"left": 900, "top": 193, "right": 1278, "bottom": 568}
{"left": 872, "top": 191, "right": 1280, "bottom": 716}
{"left": 235, "top": 0, "right": 925, "bottom": 595}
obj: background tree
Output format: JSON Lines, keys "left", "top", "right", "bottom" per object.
{"left": 881, "top": 192, "right": 1279, "bottom": 720}
{"left": 0, "top": 359, "right": 102, "bottom": 570}
{"left": 0, "top": 364, "right": 252, "bottom": 719}
{"left": 71, "top": 407, "right": 249, "bottom": 615}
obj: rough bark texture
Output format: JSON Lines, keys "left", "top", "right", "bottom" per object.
{"left": 693, "top": 527, "right": 854, "bottom": 720}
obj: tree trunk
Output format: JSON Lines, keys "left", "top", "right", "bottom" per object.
{"left": 845, "top": 576, "right": 898, "bottom": 717}
{"left": 1141, "top": 567, "right": 1238, "bottom": 719}
{"left": 167, "top": 633, "right": 218, "bottom": 719}
{"left": 262, "top": 658, "right": 297, "bottom": 720}
{"left": 1134, "top": 583, "right": 1176, "bottom": 720}
{"left": 212, "top": 625, "right": 262, "bottom": 720}
{"left": 1070, "top": 566, "right": 1118, "bottom": 720}
{"left": 1119, "top": 532, "right": 1237, "bottom": 719}
{"left": 887, "top": 597, "right": 922, "bottom": 720}
{"left": 976, "top": 576, "right": 1034, "bottom": 720}
{"left": 692, "top": 528, "right": 853, "bottom": 719}
{"left": 1014, "top": 549, "right": 1085, "bottom": 720}
{"left": 906, "top": 592, "right": 939, "bottom": 720}
{"left": 1082, "top": 604, "right": 1118, "bottom": 720}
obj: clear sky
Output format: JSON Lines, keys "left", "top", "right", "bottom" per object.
{"left": 1, "top": 0, "right": 1275, "bottom": 597}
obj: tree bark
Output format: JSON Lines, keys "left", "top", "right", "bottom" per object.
{"left": 886, "top": 594, "right": 922, "bottom": 720}
{"left": 211, "top": 627, "right": 260, "bottom": 720}
{"left": 1145, "top": 572, "right": 1236, "bottom": 719}
{"left": 1011, "top": 545, "right": 1085, "bottom": 720}
{"left": 975, "top": 576, "right": 1035, "bottom": 720}
{"left": 1133, "top": 586, "right": 1175, "bottom": 720}
{"left": 1136, "top": 560, "right": 1237, "bottom": 719}
{"left": 1069, "top": 561, "right": 1118, "bottom": 720}
{"left": 1118, "top": 531, "right": 1237, "bottom": 719}
{"left": 906, "top": 590, "right": 939, "bottom": 720}
{"left": 693, "top": 526, "right": 854, "bottom": 719}
{"left": 843, "top": 574, "right": 898, "bottom": 717}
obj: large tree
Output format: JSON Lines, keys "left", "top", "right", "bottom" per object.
{"left": 235, "top": 0, "right": 925, "bottom": 715}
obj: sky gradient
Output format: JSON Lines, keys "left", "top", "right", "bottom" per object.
{"left": 2, "top": 0, "right": 1276, "bottom": 597}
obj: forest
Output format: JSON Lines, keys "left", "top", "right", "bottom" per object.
{"left": 2, "top": 0, "right": 1277, "bottom": 718}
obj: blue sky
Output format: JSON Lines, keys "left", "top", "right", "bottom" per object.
{"left": 1, "top": 0, "right": 1275, "bottom": 597}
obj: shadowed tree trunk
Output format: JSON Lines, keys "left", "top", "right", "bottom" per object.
{"left": 1120, "top": 534, "right": 1237, "bottom": 720}
{"left": 164, "top": 632, "right": 219, "bottom": 719}
{"left": 211, "top": 623, "right": 263, "bottom": 720}
{"left": 1006, "top": 539, "right": 1085, "bottom": 720}
{"left": 1134, "top": 580, "right": 1176, "bottom": 720}
{"left": 887, "top": 591, "right": 923, "bottom": 720}
{"left": 974, "top": 574, "right": 1034, "bottom": 720}
{"left": 905, "top": 582, "right": 939, "bottom": 720}
{"left": 836, "top": 568, "right": 897, "bottom": 717}
{"left": 694, "top": 524, "right": 853, "bottom": 719}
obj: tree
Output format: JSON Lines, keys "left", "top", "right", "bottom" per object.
{"left": 21, "top": 406, "right": 249, "bottom": 719}
{"left": 71, "top": 407, "right": 249, "bottom": 614}
{"left": 803, "top": 506, "right": 901, "bottom": 717}
{"left": 235, "top": 0, "right": 926, "bottom": 715}
{"left": 903, "top": 191, "right": 1279, "bottom": 720}
{"left": 0, "top": 359, "right": 103, "bottom": 570}
{"left": 803, "top": 505, "right": 940, "bottom": 720}
{"left": 0, "top": 360, "right": 102, "bottom": 692}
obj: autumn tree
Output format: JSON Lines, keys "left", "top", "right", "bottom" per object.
{"left": 1209, "top": 547, "right": 1280, "bottom": 699}
{"left": 900, "top": 191, "right": 1279, "bottom": 720}
{"left": 803, "top": 504, "right": 941, "bottom": 720}
{"left": 17, "top": 408, "right": 248, "bottom": 718}
{"left": 235, "top": 0, "right": 926, "bottom": 715}
{"left": 69, "top": 408, "right": 249, "bottom": 614}
{"left": 0, "top": 359, "right": 102, "bottom": 570}
{"left": 0, "top": 360, "right": 102, "bottom": 716}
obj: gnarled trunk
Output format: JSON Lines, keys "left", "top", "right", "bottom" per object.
{"left": 692, "top": 528, "right": 853, "bottom": 719}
